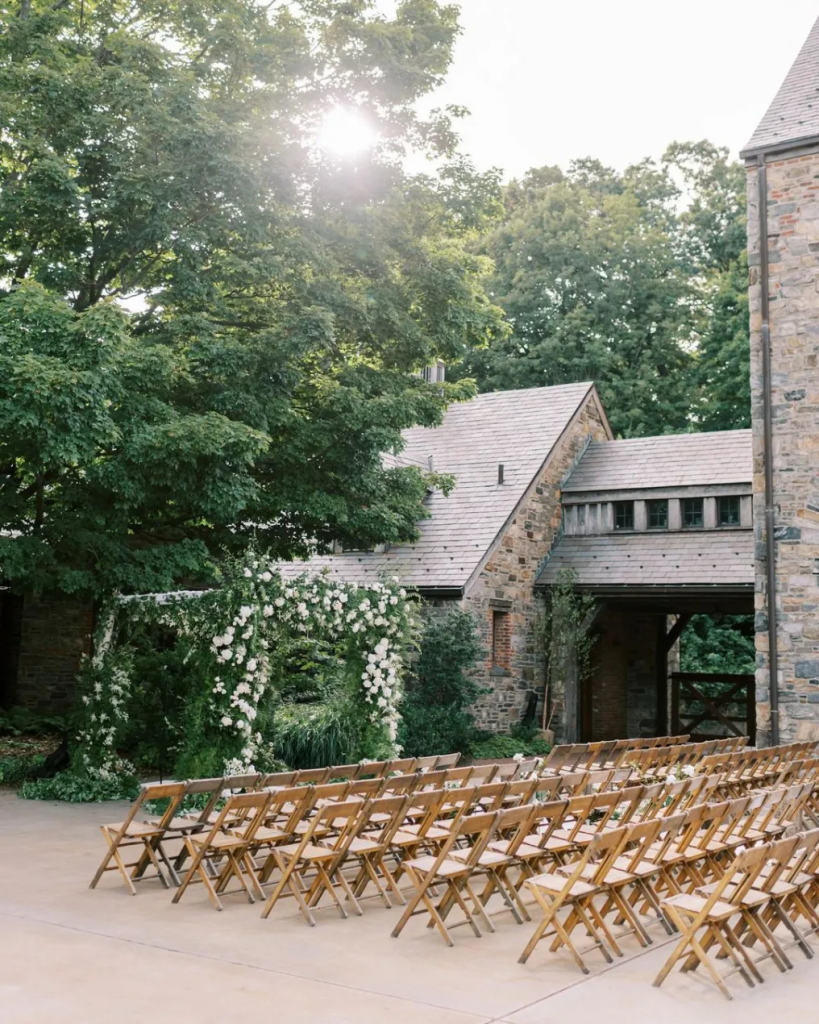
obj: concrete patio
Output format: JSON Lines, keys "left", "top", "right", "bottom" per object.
{"left": 2, "top": 791, "right": 818, "bottom": 1024}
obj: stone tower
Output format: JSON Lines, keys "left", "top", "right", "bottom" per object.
{"left": 743, "top": 16, "right": 819, "bottom": 744}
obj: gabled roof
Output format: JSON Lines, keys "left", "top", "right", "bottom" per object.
{"left": 279, "top": 382, "right": 601, "bottom": 591}
{"left": 742, "top": 16, "right": 819, "bottom": 157}
{"left": 536, "top": 532, "right": 753, "bottom": 590}
{"left": 561, "top": 430, "right": 752, "bottom": 495}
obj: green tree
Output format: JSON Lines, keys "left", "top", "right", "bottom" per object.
{"left": 461, "top": 141, "right": 750, "bottom": 437}
{"left": 680, "top": 615, "right": 755, "bottom": 675}
{"left": 663, "top": 141, "right": 750, "bottom": 430}
{"left": 398, "top": 608, "right": 484, "bottom": 757}
{"left": 460, "top": 158, "right": 697, "bottom": 437}
{"left": 0, "top": 0, "right": 505, "bottom": 596}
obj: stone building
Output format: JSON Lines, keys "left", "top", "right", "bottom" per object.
{"left": 538, "top": 431, "right": 753, "bottom": 741}
{"left": 282, "top": 385, "right": 754, "bottom": 739}
{"left": 281, "top": 382, "right": 612, "bottom": 733}
{"left": 742, "top": 16, "right": 819, "bottom": 744}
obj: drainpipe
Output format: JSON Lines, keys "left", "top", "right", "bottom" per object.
{"left": 756, "top": 155, "right": 780, "bottom": 745}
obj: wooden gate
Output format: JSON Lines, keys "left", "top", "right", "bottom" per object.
{"left": 670, "top": 672, "right": 755, "bottom": 745}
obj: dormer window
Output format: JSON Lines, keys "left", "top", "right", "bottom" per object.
{"left": 682, "top": 498, "right": 704, "bottom": 529}
{"left": 614, "top": 501, "right": 634, "bottom": 530}
{"left": 718, "top": 495, "right": 740, "bottom": 526}
{"left": 647, "top": 499, "right": 668, "bottom": 529}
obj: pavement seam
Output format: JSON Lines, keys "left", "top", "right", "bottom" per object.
{"left": 484, "top": 933, "right": 679, "bottom": 1022}
{"left": 0, "top": 908, "right": 494, "bottom": 1023}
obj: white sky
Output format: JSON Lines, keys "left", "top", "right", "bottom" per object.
{"left": 422, "top": 0, "right": 819, "bottom": 177}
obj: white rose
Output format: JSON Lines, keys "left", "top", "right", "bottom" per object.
{"left": 246, "top": 658, "right": 258, "bottom": 673}
{"left": 261, "top": 571, "right": 272, "bottom": 582}
{"left": 220, "top": 648, "right": 233, "bottom": 661}
{"left": 243, "top": 568, "right": 252, "bottom": 577}
{"left": 221, "top": 716, "right": 233, "bottom": 727}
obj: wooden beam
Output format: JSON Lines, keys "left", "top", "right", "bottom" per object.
{"left": 661, "top": 613, "right": 692, "bottom": 655}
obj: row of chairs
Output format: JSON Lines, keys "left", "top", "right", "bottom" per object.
{"left": 390, "top": 782, "right": 811, "bottom": 957}
{"left": 544, "top": 734, "right": 693, "bottom": 773}
{"left": 89, "top": 757, "right": 555, "bottom": 895}
{"left": 654, "top": 827, "right": 819, "bottom": 999}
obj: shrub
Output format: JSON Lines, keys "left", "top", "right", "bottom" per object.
{"left": 19, "top": 765, "right": 140, "bottom": 802}
{"left": 0, "top": 754, "right": 45, "bottom": 786}
{"left": 270, "top": 702, "right": 357, "bottom": 769}
{"left": 398, "top": 608, "right": 484, "bottom": 757}
{"left": 467, "top": 732, "right": 551, "bottom": 760}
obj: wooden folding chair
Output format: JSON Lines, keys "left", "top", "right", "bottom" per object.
{"left": 387, "top": 757, "right": 417, "bottom": 775}
{"left": 519, "top": 827, "right": 630, "bottom": 973}
{"left": 347, "top": 795, "right": 411, "bottom": 907}
{"left": 653, "top": 843, "right": 771, "bottom": 999}
{"left": 293, "top": 767, "right": 332, "bottom": 786}
{"left": 261, "top": 770, "right": 297, "bottom": 788}
{"left": 434, "top": 752, "right": 461, "bottom": 770}
{"left": 390, "top": 810, "right": 501, "bottom": 946}
{"left": 172, "top": 791, "right": 273, "bottom": 910}
{"left": 414, "top": 755, "right": 439, "bottom": 772}
{"left": 260, "top": 799, "right": 367, "bottom": 925}
{"left": 90, "top": 781, "right": 187, "bottom": 895}
{"left": 326, "top": 764, "right": 361, "bottom": 781}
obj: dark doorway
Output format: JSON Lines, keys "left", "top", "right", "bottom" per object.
{"left": 0, "top": 591, "right": 23, "bottom": 708}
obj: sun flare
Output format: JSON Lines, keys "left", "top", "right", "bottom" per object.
{"left": 317, "top": 107, "right": 378, "bottom": 158}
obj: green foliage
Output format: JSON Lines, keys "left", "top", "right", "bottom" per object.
{"left": 45, "top": 561, "right": 417, "bottom": 800}
{"left": 0, "top": 0, "right": 505, "bottom": 599}
{"left": 540, "top": 568, "right": 596, "bottom": 730}
{"left": 270, "top": 702, "right": 358, "bottom": 770}
{"left": 20, "top": 767, "right": 140, "bottom": 803}
{"left": 0, "top": 706, "right": 67, "bottom": 736}
{"left": 680, "top": 615, "right": 755, "bottom": 675}
{"left": 398, "top": 608, "right": 484, "bottom": 757}
{"left": 0, "top": 753, "right": 44, "bottom": 785}
{"left": 467, "top": 733, "right": 551, "bottom": 760}
{"left": 458, "top": 140, "right": 749, "bottom": 437}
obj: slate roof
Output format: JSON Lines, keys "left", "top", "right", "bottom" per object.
{"left": 278, "top": 382, "right": 600, "bottom": 591}
{"left": 742, "top": 16, "right": 819, "bottom": 156}
{"left": 536, "top": 532, "right": 754, "bottom": 590}
{"left": 561, "top": 430, "right": 752, "bottom": 495}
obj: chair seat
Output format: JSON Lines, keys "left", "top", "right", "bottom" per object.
{"left": 348, "top": 836, "right": 382, "bottom": 854}
{"left": 406, "top": 854, "right": 470, "bottom": 878}
{"left": 279, "top": 842, "right": 335, "bottom": 861}
{"left": 451, "top": 848, "right": 510, "bottom": 867}
{"left": 239, "top": 825, "right": 286, "bottom": 843}
{"left": 104, "top": 821, "right": 163, "bottom": 838}
{"left": 527, "top": 871, "right": 597, "bottom": 896}
{"left": 663, "top": 892, "right": 734, "bottom": 920}
{"left": 695, "top": 881, "right": 773, "bottom": 907}
{"left": 563, "top": 862, "right": 634, "bottom": 886}
{"left": 190, "top": 831, "right": 245, "bottom": 850}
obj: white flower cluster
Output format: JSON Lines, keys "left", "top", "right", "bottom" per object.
{"left": 207, "top": 568, "right": 412, "bottom": 767}
{"left": 361, "top": 637, "right": 402, "bottom": 739}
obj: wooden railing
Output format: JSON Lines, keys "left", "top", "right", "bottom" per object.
{"left": 670, "top": 672, "right": 755, "bottom": 745}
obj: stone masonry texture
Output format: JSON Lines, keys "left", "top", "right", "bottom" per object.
{"left": 748, "top": 153, "right": 819, "bottom": 743}
{"left": 463, "top": 395, "right": 610, "bottom": 738}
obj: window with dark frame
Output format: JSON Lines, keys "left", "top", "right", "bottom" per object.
{"left": 718, "top": 495, "right": 741, "bottom": 527}
{"left": 491, "top": 610, "right": 511, "bottom": 671}
{"left": 682, "top": 497, "right": 704, "bottom": 528}
{"left": 647, "top": 499, "right": 668, "bottom": 529}
{"left": 614, "top": 501, "right": 634, "bottom": 530}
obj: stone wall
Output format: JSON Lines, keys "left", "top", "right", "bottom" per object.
{"left": 13, "top": 595, "right": 94, "bottom": 712}
{"left": 462, "top": 395, "right": 610, "bottom": 737}
{"left": 748, "top": 153, "right": 819, "bottom": 743}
